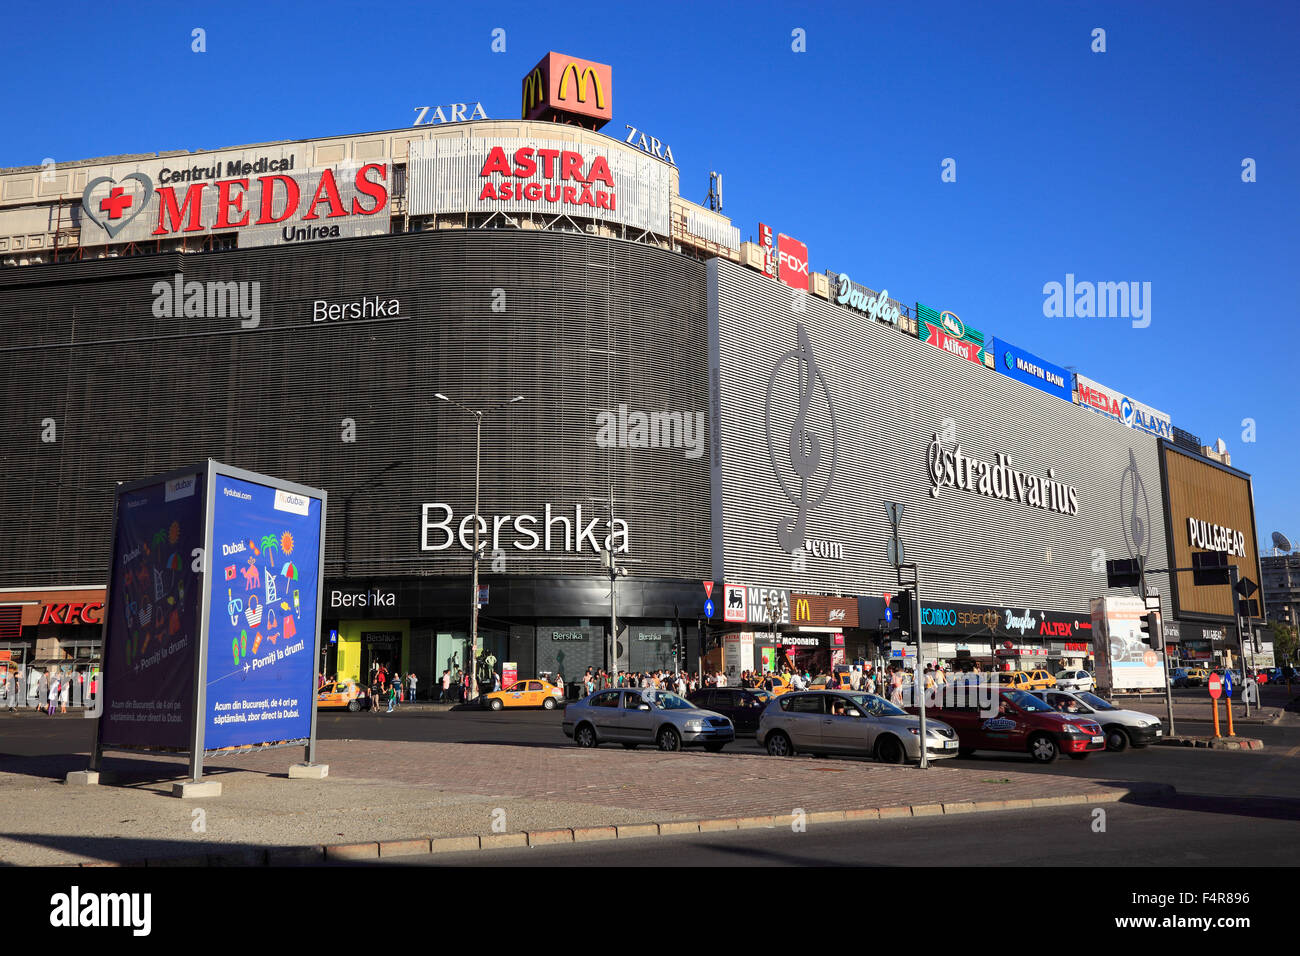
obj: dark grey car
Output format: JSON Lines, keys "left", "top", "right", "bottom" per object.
{"left": 562, "top": 688, "right": 735, "bottom": 752}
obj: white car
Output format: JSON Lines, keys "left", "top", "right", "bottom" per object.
{"left": 1030, "top": 689, "right": 1163, "bottom": 751}
{"left": 1054, "top": 669, "right": 1095, "bottom": 693}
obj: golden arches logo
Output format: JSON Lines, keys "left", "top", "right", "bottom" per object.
{"left": 557, "top": 62, "right": 605, "bottom": 108}
{"left": 794, "top": 598, "right": 812, "bottom": 622}
{"left": 522, "top": 68, "right": 546, "bottom": 114}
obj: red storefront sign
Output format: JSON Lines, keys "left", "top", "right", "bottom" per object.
{"left": 477, "top": 147, "right": 617, "bottom": 211}
{"left": 40, "top": 602, "right": 104, "bottom": 625}
{"left": 777, "top": 234, "right": 809, "bottom": 291}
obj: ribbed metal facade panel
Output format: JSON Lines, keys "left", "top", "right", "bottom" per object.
{"left": 0, "top": 230, "right": 710, "bottom": 586}
{"left": 709, "top": 258, "right": 1173, "bottom": 619}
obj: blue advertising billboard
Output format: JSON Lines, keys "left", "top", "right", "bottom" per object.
{"left": 202, "top": 471, "right": 324, "bottom": 750}
{"left": 992, "top": 338, "right": 1074, "bottom": 403}
{"left": 98, "top": 472, "right": 204, "bottom": 750}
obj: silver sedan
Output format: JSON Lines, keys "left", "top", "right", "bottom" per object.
{"left": 757, "top": 690, "right": 959, "bottom": 763}
{"left": 562, "top": 688, "right": 735, "bottom": 752}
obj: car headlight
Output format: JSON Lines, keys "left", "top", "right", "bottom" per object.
{"left": 1061, "top": 724, "right": 1081, "bottom": 734}
{"left": 684, "top": 720, "right": 704, "bottom": 732}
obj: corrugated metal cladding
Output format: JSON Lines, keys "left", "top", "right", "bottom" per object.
{"left": 407, "top": 137, "right": 672, "bottom": 235}
{"left": 709, "top": 258, "right": 1173, "bottom": 619}
{"left": 0, "top": 230, "right": 710, "bottom": 586}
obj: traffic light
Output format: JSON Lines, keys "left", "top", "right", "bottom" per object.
{"left": 894, "top": 590, "right": 914, "bottom": 637}
{"left": 1106, "top": 557, "right": 1143, "bottom": 589}
{"left": 1192, "top": 550, "right": 1230, "bottom": 586}
{"left": 1139, "top": 611, "right": 1161, "bottom": 651}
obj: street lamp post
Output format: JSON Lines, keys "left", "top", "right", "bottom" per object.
{"left": 435, "top": 392, "right": 524, "bottom": 702}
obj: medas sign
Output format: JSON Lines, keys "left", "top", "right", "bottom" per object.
{"left": 927, "top": 434, "right": 1079, "bottom": 516}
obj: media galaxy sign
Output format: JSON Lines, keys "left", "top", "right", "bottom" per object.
{"left": 991, "top": 338, "right": 1073, "bottom": 403}
{"left": 1073, "top": 373, "right": 1173, "bottom": 439}
{"left": 79, "top": 151, "right": 390, "bottom": 248}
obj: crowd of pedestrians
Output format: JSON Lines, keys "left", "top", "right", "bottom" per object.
{"left": 0, "top": 667, "right": 94, "bottom": 714}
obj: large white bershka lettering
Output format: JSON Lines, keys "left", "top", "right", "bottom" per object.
{"left": 420, "top": 503, "right": 628, "bottom": 553}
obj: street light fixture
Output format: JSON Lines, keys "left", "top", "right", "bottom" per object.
{"left": 434, "top": 391, "right": 525, "bottom": 701}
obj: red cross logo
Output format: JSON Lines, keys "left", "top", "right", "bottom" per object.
{"left": 99, "top": 187, "right": 134, "bottom": 220}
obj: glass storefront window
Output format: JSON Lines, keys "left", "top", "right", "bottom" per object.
{"left": 628, "top": 622, "right": 676, "bottom": 672}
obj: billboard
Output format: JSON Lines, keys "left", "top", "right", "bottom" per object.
{"left": 78, "top": 150, "right": 391, "bottom": 248}
{"left": 95, "top": 461, "right": 326, "bottom": 765}
{"left": 98, "top": 471, "right": 205, "bottom": 750}
{"left": 1073, "top": 372, "right": 1173, "bottom": 439}
{"left": 916, "top": 302, "right": 991, "bottom": 367}
{"left": 408, "top": 136, "right": 671, "bottom": 236}
{"left": 202, "top": 470, "right": 325, "bottom": 750}
{"left": 1091, "top": 595, "right": 1164, "bottom": 690}
{"left": 776, "top": 234, "right": 809, "bottom": 291}
{"left": 521, "top": 51, "right": 613, "bottom": 129}
{"left": 991, "top": 338, "right": 1073, "bottom": 403}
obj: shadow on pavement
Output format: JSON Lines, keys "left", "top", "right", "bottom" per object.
{"left": 0, "top": 832, "right": 275, "bottom": 867}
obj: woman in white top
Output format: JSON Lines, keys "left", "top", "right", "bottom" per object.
{"left": 59, "top": 677, "right": 70, "bottom": 714}
{"left": 47, "top": 677, "right": 59, "bottom": 716}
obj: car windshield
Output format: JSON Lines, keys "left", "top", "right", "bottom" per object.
{"left": 1005, "top": 690, "right": 1052, "bottom": 712}
{"left": 845, "top": 693, "right": 906, "bottom": 717}
{"left": 645, "top": 691, "right": 693, "bottom": 710}
{"left": 1076, "top": 692, "right": 1115, "bottom": 710}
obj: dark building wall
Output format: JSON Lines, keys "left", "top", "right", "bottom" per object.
{"left": 0, "top": 230, "right": 711, "bottom": 586}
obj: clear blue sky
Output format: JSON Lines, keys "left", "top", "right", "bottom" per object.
{"left": 2, "top": 0, "right": 1297, "bottom": 547}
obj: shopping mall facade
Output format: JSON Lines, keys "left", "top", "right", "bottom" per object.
{"left": 0, "top": 52, "right": 1266, "bottom": 691}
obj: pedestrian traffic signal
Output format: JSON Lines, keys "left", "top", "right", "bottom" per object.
{"left": 894, "top": 590, "right": 913, "bottom": 637}
{"left": 1139, "top": 611, "right": 1161, "bottom": 651}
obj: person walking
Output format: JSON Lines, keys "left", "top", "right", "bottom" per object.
{"left": 440, "top": 669, "right": 450, "bottom": 703}
{"left": 7, "top": 669, "right": 20, "bottom": 713}
{"left": 59, "top": 676, "right": 70, "bottom": 714}
{"left": 47, "top": 675, "right": 59, "bottom": 716}
{"left": 408, "top": 671, "right": 418, "bottom": 703}
{"left": 386, "top": 680, "right": 397, "bottom": 713}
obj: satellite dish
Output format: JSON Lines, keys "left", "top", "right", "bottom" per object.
{"left": 1273, "top": 531, "right": 1293, "bottom": 552}
{"left": 1214, "top": 438, "right": 1228, "bottom": 454}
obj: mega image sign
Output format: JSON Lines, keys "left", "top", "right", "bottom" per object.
{"left": 916, "top": 303, "right": 991, "bottom": 368}
{"left": 79, "top": 148, "right": 390, "bottom": 248}
{"left": 1073, "top": 373, "right": 1173, "bottom": 439}
{"left": 991, "top": 338, "right": 1073, "bottom": 403}
{"left": 408, "top": 135, "right": 671, "bottom": 235}
{"left": 203, "top": 471, "right": 324, "bottom": 750}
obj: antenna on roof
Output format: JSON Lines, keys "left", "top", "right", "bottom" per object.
{"left": 706, "top": 171, "right": 723, "bottom": 212}
{"left": 1272, "top": 531, "right": 1293, "bottom": 554}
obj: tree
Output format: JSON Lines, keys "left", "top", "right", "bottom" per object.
{"left": 1272, "top": 623, "right": 1297, "bottom": 668}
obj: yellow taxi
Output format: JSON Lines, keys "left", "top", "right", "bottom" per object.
{"left": 763, "top": 673, "right": 794, "bottom": 696}
{"left": 482, "top": 678, "right": 564, "bottom": 711}
{"left": 316, "top": 679, "right": 370, "bottom": 711}
{"left": 1025, "top": 668, "right": 1057, "bottom": 689}
{"left": 996, "top": 670, "right": 1033, "bottom": 690}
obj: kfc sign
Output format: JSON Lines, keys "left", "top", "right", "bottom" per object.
{"left": 40, "top": 602, "right": 104, "bottom": 625}
{"left": 777, "top": 234, "right": 809, "bottom": 291}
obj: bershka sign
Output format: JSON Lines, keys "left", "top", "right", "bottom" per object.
{"left": 330, "top": 589, "right": 396, "bottom": 609}
{"left": 420, "top": 503, "right": 630, "bottom": 553}
{"left": 777, "top": 234, "right": 809, "bottom": 291}
{"left": 926, "top": 434, "right": 1080, "bottom": 516}
{"left": 1073, "top": 373, "right": 1173, "bottom": 439}
{"left": 80, "top": 162, "right": 390, "bottom": 246}
{"left": 1188, "top": 518, "right": 1247, "bottom": 557}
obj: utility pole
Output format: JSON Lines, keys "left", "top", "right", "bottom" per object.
{"left": 600, "top": 483, "right": 626, "bottom": 684}
{"left": 887, "top": 502, "right": 929, "bottom": 769}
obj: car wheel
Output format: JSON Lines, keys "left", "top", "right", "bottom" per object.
{"left": 574, "top": 723, "right": 598, "bottom": 748}
{"left": 346, "top": 700, "right": 360, "bottom": 712}
{"left": 542, "top": 697, "right": 556, "bottom": 710}
{"left": 1029, "top": 733, "right": 1058, "bottom": 763}
{"left": 621, "top": 742, "right": 638, "bottom": 749}
{"left": 1104, "top": 725, "right": 1129, "bottom": 752}
{"left": 766, "top": 731, "right": 794, "bottom": 757}
{"left": 490, "top": 698, "right": 503, "bottom": 711}
{"left": 875, "top": 734, "right": 905, "bottom": 765}
{"left": 657, "top": 726, "right": 682, "bottom": 752}
{"left": 704, "top": 743, "right": 726, "bottom": 753}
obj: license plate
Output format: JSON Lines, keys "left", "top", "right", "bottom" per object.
{"left": 1091, "top": 735, "right": 1104, "bottom": 744}
{"left": 1155, "top": 730, "right": 1163, "bottom": 736}
{"left": 944, "top": 740, "right": 958, "bottom": 749}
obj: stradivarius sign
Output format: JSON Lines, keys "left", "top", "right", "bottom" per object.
{"left": 926, "top": 435, "right": 1080, "bottom": 516}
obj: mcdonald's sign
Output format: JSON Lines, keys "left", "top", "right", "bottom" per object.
{"left": 793, "top": 597, "right": 813, "bottom": 622}
{"left": 521, "top": 51, "right": 613, "bottom": 130}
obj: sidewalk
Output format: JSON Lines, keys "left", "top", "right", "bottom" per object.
{"left": 1118, "top": 691, "right": 1295, "bottom": 725}
{"left": 0, "top": 739, "right": 1169, "bottom": 867}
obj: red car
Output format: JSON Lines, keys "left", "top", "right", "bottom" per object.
{"left": 908, "top": 686, "right": 1105, "bottom": 763}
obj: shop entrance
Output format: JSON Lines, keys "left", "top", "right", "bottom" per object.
{"left": 361, "top": 631, "right": 403, "bottom": 694}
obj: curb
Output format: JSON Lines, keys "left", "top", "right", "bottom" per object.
{"left": 74, "top": 783, "right": 1175, "bottom": 867}
{"left": 1157, "top": 736, "right": 1265, "bottom": 750}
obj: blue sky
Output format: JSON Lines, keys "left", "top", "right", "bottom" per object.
{"left": 2, "top": 0, "right": 1297, "bottom": 547}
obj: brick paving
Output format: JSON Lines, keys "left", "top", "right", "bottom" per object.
{"left": 0, "top": 740, "right": 1145, "bottom": 865}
